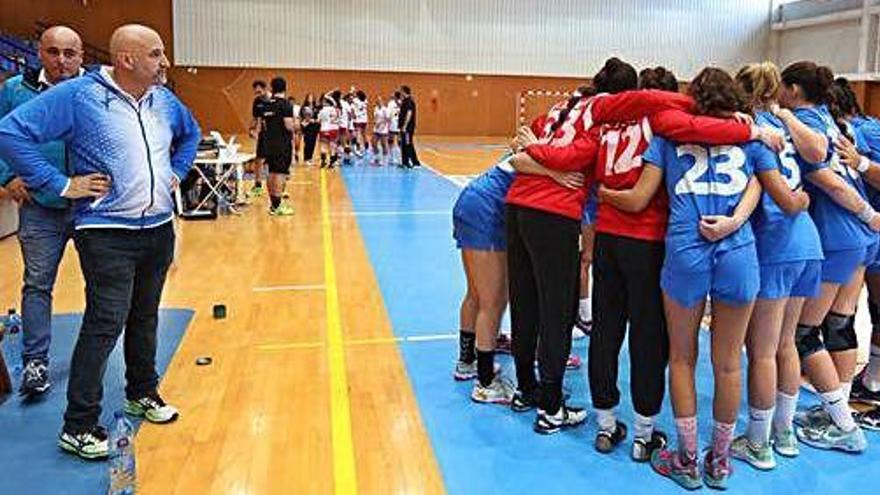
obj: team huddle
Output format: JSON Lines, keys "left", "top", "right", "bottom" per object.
{"left": 451, "top": 57, "right": 880, "bottom": 490}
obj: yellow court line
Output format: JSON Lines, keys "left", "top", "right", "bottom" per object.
{"left": 320, "top": 170, "right": 359, "bottom": 494}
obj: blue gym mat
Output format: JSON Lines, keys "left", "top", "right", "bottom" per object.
{"left": 341, "top": 161, "right": 879, "bottom": 495}
{"left": 0, "top": 309, "right": 192, "bottom": 495}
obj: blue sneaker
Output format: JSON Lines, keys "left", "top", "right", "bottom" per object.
{"left": 796, "top": 422, "right": 867, "bottom": 453}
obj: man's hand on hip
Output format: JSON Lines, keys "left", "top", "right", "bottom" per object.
{"left": 62, "top": 174, "right": 111, "bottom": 199}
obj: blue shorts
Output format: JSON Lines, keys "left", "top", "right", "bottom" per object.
{"left": 757, "top": 260, "right": 822, "bottom": 299}
{"left": 822, "top": 242, "right": 878, "bottom": 284}
{"left": 452, "top": 188, "right": 506, "bottom": 251}
{"left": 868, "top": 241, "right": 880, "bottom": 274}
{"left": 662, "top": 242, "right": 759, "bottom": 308}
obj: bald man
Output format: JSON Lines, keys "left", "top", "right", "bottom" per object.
{"left": 0, "top": 24, "right": 200, "bottom": 460}
{"left": 0, "top": 25, "right": 84, "bottom": 398}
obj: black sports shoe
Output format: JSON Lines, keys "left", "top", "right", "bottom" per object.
{"left": 857, "top": 407, "right": 880, "bottom": 431}
{"left": 534, "top": 403, "right": 588, "bottom": 435}
{"left": 58, "top": 425, "right": 109, "bottom": 460}
{"left": 851, "top": 376, "right": 880, "bottom": 406}
{"left": 632, "top": 430, "right": 668, "bottom": 462}
{"left": 19, "top": 358, "right": 51, "bottom": 397}
{"left": 595, "top": 420, "right": 628, "bottom": 453}
{"left": 511, "top": 389, "right": 538, "bottom": 413}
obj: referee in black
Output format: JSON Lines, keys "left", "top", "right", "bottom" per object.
{"left": 261, "top": 77, "right": 296, "bottom": 215}
{"left": 398, "top": 85, "right": 421, "bottom": 168}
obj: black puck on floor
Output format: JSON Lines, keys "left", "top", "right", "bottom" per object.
{"left": 195, "top": 357, "right": 213, "bottom": 366}
{"left": 212, "top": 304, "right": 226, "bottom": 319}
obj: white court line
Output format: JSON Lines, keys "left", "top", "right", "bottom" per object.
{"left": 252, "top": 284, "right": 326, "bottom": 292}
{"left": 404, "top": 333, "right": 457, "bottom": 342}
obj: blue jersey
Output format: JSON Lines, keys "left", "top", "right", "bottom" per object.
{"left": 582, "top": 183, "right": 598, "bottom": 225}
{"left": 465, "top": 153, "right": 515, "bottom": 204}
{"left": 797, "top": 105, "right": 874, "bottom": 251}
{"left": 851, "top": 115, "right": 880, "bottom": 210}
{"left": 643, "top": 136, "right": 776, "bottom": 271}
{"left": 750, "top": 111, "right": 823, "bottom": 264}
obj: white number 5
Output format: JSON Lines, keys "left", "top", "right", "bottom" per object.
{"left": 674, "top": 145, "right": 748, "bottom": 196}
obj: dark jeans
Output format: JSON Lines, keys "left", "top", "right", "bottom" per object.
{"left": 506, "top": 204, "right": 580, "bottom": 415}
{"left": 18, "top": 201, "right": 74, "bottom": 363}
{"left": 303, "top": 123, "right": 320, "bottom": 161}
{"left": 401, "top": 130, "right": 421, "bottom": 167}
{"left": 588, "top": 232, "right": 669, "bottom": 416}
{"left": 63, "top": 222, "right": 174, "bottom": 432}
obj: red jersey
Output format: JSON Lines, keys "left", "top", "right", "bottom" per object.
{"left": 595, "top": 108, "right": 753, "bottom": 240}
{"left": 505, "top": 90, "right": 695, "bottom": 221}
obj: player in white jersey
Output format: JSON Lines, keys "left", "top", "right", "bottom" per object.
{"left": 371, "top": 96, "right": 391, "bottom": 165}
{"left": 387, "top": 91, "right": 401, "bottom": 164}
{"left": 353, "top": 90, "right": 369, "bottom": 156}
{"left": 339, "top": 94, "right": 354, "bottom": 163}
{"left": 317, "top": 94, "right": 340, "bottom": 168}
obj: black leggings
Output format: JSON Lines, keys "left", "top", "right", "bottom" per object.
{"left": 589, "top": 232, "right": 668, "bottom": 416}
{"left": 506, "top": 204, "right": 580, "bottom": 414}
{"left": 303, "top": 123, "right": 320, "bottom": 160}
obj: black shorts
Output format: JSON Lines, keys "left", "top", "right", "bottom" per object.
{"left": 265, "top": 149, "right": 291, "bottom": 174}
{"left": 256, "top": 135, "right": 269, "bottom": 159}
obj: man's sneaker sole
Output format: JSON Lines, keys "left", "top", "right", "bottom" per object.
{"left": 124, "top": 401, "right": 180, "bottom": 424}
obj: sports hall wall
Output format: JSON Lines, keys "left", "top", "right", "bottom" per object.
{"left": 3, "top": 0, "right": 880, "bottom": 136}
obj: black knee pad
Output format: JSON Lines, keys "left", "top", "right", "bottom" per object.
{"left": 795, "top": 324, "right": 824, "bottom": 359}
{"left": 822, "top": 312, "right": 858, "bottom": 352}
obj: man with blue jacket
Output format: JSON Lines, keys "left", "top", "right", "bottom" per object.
{"left": 0, "top": 25, "right": 84, "bottom": 397}
{"left": 0, "top": 24, "right": 200, "bottom": 460}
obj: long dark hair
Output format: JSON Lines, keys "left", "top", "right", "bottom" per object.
{"left": 688, "top": 67, "right": 744, "bottom": 117}
{"left": 638, "top": 66, "right": 678, "bottom": 92}
{"left": 781, "top": 61, "right": 834, "bottom": 105}
{"left": 549, "top": 84, "right": 594, "bottom": 134}
{"left": 593, "top": 57, "right": 637, "bottom": 94}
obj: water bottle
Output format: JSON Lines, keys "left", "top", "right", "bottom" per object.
{"left": 4, "top": 309, "right": 22, "bottom": 377}
{"left": 108, "top": 411, "right": 137, "bottom": 495}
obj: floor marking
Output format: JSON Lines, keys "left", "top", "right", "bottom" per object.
{"left": 329, "top": 210, "right": 449, "bottom": 218}
{"left": 320, "top": 170, "right": 358, "bottom": 494}
{"left": 252, "top": 284, "right": 326, "bottom": 292}
{"left": 255, "top": 333, "right": 461, "bottom": 351}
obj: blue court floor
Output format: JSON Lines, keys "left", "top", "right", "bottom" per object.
{"left": 340, "top": 162, "right": 878, "bottom": 495}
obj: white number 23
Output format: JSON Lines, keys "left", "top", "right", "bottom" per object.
{"left": 673, "top": 145, "right": 748, "bottom": 196}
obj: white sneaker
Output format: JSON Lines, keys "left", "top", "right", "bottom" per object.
{"left": 471, "top": 375, "right": 515, "bottom": 404}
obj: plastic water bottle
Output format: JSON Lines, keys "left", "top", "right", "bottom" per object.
{"left": 108, "top": 411, "right": 137, "bottom": 495}
{"left": 3, "top": 309, "right": 22, "bottom": 377}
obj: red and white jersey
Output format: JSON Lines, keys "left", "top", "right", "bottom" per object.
{"left": 339, "top": 100, "right": 352, "bottom": 128}
{"left": 387, "top": 100, "right": 400, "bottom": 132}
{"left": 373, "top": 106, "right": 390, "bottom": 134}
{"left": 318, "top": 106, "right": 340, "bottom": 132}
{"left": 353, "top": 99, "right": 368, "bottom": 124}
{"left": 595, "top": 106, "right": 753, "bottom": 240}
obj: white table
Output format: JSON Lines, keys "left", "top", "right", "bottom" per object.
{"left": 181, "top": 151, "right": 255, "bottom": 218}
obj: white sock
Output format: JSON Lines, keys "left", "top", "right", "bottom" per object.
{"left": 595, "top": 407, "right": 617, "bottom": 432}
{"left": 634, "top": 413, "right": 655, "bottom": 441}
{"left": 773, "top": 391, "right": 798, "bottom": 433}
{"left": 821, "top": 389, "right": 857, "bottom": 432}
{"left": 842, "top": 382, "right": 853, "bottom": 402}
{"left": 579, "top": 297, "right": 591, "bottom": 321}
{"left": 863, "top": 344, "right": 880, "bottom": 392}
{"left": 746, "top": 407, "right": 774, "bottom": 445}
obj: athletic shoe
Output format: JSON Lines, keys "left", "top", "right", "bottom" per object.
{"left": 19, "top": 358, "right": 51, "bottom": 397}
{"left": 124, "top": 392, "right": 180, "bottom": 424}
{"left": 796, "top": 422, "right": 867, "bottom": 453}
{"left": 632, "top": 430, "right": 668, "bottom": 463}
{"left": 851, "top": 377, "right": 880, "bottom": 406}
{"left": 572, "top": 315, "right": 592, "bottom": 339}
{"left": 453, "top": 360, "right": 477, "bottom": 381}
{"left": 247, "top": 186, "right": 264, "bottom": 198}
{"left": 771, "top": 428, "right": 799, "bottom": 458}
{"left": 471, "top": 374, "right": 516, "bottom": 404}
{"left": 595, "top": 420, "right": 628, "bottom": 454}
{"left": 270, "top": 204, "right": 295, "bottom": 216}
{"left": 793, "top": 405, "right": 830, "bottom": 429}
{"left": 511, "top": 389, "right": 538, "bottom": 413}
{"left": 702, "top": 448, "right": 732, "bottom": 491}
{"left": 58, "top": 425, "right": 109, "bottom": 460}
{"left": 495, "top": 333, "right": 512, "bottom": 354}
{"left": 857, "top": 407, "right": 880, "bottom": 431}
{"left": 533, "top": 403, "right": 588, "bottom": 435}
{"left": 651, "top": 448, "right": 702, "bottom": 491}
{"left": 730, "top": 435, "right": 776, "bottom": 471}
{"left": 566, "top": 354, "right": 582, "bottom": 370}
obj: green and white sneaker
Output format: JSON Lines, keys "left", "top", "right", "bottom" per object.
{"left": 59, "top": 425, "right": 109, "bottom": 460}
{"left": 793, "top": 405, "right": 830, "bottom": 429}
{"left": 771, "top": 428, "right": 799, "bottom": 458}
{"left": 730, "top": 435, "right": 776, "bottom": 470}
{"left": 796, "top": 422, "right": 867, "bottom": 453}
{"left": 471, "top": 374, "right": 515, "bottom": 404}
{"left": 124, "top": 393, "right": 180, "bottom": 424}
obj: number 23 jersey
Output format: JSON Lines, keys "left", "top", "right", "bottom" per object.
{"left": 643, "top": 136, "right": 777, "bottom": 271}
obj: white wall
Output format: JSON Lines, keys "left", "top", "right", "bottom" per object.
{"left": 173, "top": 0, "right": 771, "bottom": 78}
{"left": 776, "top": 20, "right": 862, "bottom": 73}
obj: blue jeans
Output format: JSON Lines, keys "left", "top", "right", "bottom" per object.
{"left": 18, "top": 201, "right": 74, "bottom": 363}
{"left": 64, "top": 223, "right": 174, "bottom": 432}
